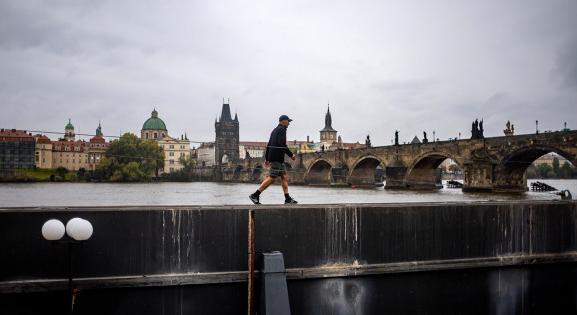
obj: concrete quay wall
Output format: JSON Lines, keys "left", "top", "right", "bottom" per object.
{"left": 1, "top": 201, "right": 576, "bottom": 314}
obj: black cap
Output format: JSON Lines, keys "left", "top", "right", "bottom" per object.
{"left": 279, "top": 115, "right": 293, "bottom": 122}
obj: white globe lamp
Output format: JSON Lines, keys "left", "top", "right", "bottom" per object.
{"left": 41, "top": 219, "right": 66, "bottom": 241}
{"left": 66, "top": 218, "right": 93, "bottom": 241}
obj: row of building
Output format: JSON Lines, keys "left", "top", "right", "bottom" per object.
{"left": 0, "top": 102, "right": 364, "bottom": 174}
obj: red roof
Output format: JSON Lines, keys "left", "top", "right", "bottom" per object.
{"left": 89, "top": 135, "right": 106, "bottom": 144}
{"left": 51, "top": 140, "right": 87, "bottom": 152}
{"left": 0, "top": 129, "right": 34, "bottom": 142}
{"left": 34, "top": 134, "right": 52, "bottom": 144}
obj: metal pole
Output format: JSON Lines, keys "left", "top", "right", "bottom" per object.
{"left": 68, "top": 242, "right": 73, "bottom": 314}
{"left": 247, "top": 209, "right": 256, "bottom": 315}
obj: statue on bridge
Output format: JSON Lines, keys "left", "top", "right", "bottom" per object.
{"left": 422, "top": 131, "right": 428, "bottom": 143}
{"left": 365, "top": 135, "right": 371, "bottom": 148}
{"left": 394, "top": 130, "right": 399, "bottom": 146}
{"left": 471, "top": 119, "right": 485, "bottom": 139}
{"left": 503, "top": 120, "right": 515, "bottom": 136}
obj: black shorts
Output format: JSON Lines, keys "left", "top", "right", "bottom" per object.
{"left": 268, "top": 162, "right": 286, "bottom": 177}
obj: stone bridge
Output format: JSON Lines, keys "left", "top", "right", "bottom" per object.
{"left": 218, "top": 130, "right": 577, "bottom": 192}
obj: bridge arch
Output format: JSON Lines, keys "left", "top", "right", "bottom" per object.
{"left": 494, "top": 145, "right": 576, "bottom": 192}
{"left": 348, "top": 155, "right": 385, "bottom": 187}
{"left": 304, "top": 159, "right": 333, "bottom": 185}
{"left": 404, "top": 151, "right": 462, "bottom": 189}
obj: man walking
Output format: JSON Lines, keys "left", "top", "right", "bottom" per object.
{"left": 249, "top": 115, "right": 298, "bottom": 204}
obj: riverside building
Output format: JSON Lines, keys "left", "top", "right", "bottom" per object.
{"left": 140, "top": 109, "right": 190, "bottom": 174}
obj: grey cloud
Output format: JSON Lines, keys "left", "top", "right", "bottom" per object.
{"left": 0, "top": 0, "right": 576, "bottom": 146}
{"left": 552, "top": 40, "right": 577, "bottom": 89}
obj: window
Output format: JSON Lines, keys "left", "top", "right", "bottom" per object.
{"left": 169, "top": 159, "right": 174, "bottom": 165}
{"left": 170, "top": 167, "right": 174, "bottom": 172}
{"left": 169, "top": 145, "right": 174, "bottom": 149}
{"left": 154, "top": 133, "right": 157, "bottom": 138}
{"left": 169, "top": 152, "right": 174, "bottom": 156}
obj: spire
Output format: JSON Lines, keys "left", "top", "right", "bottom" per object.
{"left": 234, "top": 113, "right": 238, "bottom": 122}
{"left": 326, "top": 105, "right": 332, "bottom": 127}
{"left": 219, "top": 101, "right": 233, "bottom": 122}
{"left": 320, "top": 104, "right": 337, "bottom": 132}
{"left": 96, "top": 121, "right": 103, "bottom": 136}
{"left": 65, "top": 118, "right": 74, "bottom": 130}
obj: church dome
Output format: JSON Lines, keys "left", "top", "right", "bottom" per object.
{"left": 142, "top": 109, "right": 167, "bottom": 131}
{"left": 65, "top": 118, "right": 74, "bottom": 130}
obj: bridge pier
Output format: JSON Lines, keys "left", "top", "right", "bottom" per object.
{"left": 462, "top": 160, "right": 496, "bottom": 192}
{"left": 331, "top": 167, "right": 349, "bottom": 186}
{"left": 384, "top": 161, "right": 407, "bottom": 189}
{"left": 493, "top": 172, "right": 529, "bottom": 193}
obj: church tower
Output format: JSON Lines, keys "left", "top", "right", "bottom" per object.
{"left": 64, "top": 118, "right": 75, "bottom": 141}
{"left": 319, "top": 105, "right": 337, "bottom": 145}
{"left": 215, "top": 99, "right": 239, "bottom": 165}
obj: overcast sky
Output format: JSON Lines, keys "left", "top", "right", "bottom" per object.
{"left": 1, "top": 0, "right": 576, "bottom": 146}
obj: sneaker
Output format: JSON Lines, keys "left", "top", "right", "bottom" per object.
{"left": 285, "top": 197, "right": 298, "bottom": 204}
{"left": 249, "top": 194, "right": 261, "bottom": 205}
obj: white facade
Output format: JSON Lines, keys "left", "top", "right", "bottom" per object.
{"left": 239, "top": 142, "right": 267, "bottom": 159}
{"left": 196, "top": 142, "right": 216, "bottom": 167}
{"left": 158, "top": 136, "right": 191, "bottom": 174}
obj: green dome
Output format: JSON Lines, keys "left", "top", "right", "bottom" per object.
{"left": 65, "top": 118, "right": 74, "bottom": 130}
{"left": 142, "top": 109, "right": 167, "bottom": 131}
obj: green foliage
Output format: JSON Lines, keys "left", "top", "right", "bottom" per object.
{"left": 96, "top": 133, "right": 164, "bottom": 182}
{"left": 527, "top": 160, "right": 577, "bottom": 179}
{"left": 55, "top": 166, "right": 68, "bottom": 179}
{"left": 552, "top": 157, "right": 560, "bottom": 174}
{"left": 161, "top": 155, "right": 196, "bottom": 181}
{"left": 23, "top": 168, "right": 56, "bottom": 180}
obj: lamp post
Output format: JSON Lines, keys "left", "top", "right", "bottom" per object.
{"left": 536, "top": 120, "right": 539, "bottom": 134}
{"left": 42, "top": 218, "right": 93, "bottom": 314}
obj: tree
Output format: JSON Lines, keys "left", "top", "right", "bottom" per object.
{"left": 552, "top": 157, "right": 560, "bottom": 175}
{"left": 560, "top": 162, "right": 572, "bottom": 179}
{"left": 96, "top": 133, "right": 164, "bottom": 182}
{"left": 536, "top": 164, "right": 552, "bottom": 178}
{"left": 55, "top": 166, "right": 68, "bottom": 179}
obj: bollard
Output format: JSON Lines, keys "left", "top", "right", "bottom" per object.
{"left": 258, "top": 251, "right": 291, "bottom": 315}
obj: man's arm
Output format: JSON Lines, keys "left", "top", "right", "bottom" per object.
{"left": 264, "top": 140, "right": 270, "bottom": 161}
{"left": 278, "top": 127, "right": 294, "bottom": 158}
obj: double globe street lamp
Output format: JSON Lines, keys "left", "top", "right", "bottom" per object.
{"left": 41, "top": 218, "right": 93, "bottom": 314}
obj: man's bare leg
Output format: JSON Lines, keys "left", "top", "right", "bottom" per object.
{"left": 281, "top": 174, "right": 297, "bottom": 204}
{"left": 280, "top": 174, "right": 289, "bottom": 194}
{"left": 258, "top": 176, "right": 276, "bottom": 192}
{"left": 250, "top": 176, "right": 276, "bottom": 204}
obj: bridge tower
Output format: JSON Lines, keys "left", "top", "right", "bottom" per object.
{"left": 215, "top": 100, "right": 239, "bottom": 166}
{"left": 319, "top": 105, "right": 337, "bottom": 148}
